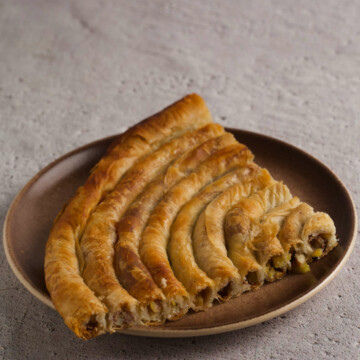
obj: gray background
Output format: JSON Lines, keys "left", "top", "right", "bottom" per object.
{"left": 1, "top": 1, "right": 359, "bottom": 359}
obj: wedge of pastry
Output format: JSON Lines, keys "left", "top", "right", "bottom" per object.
{"left": 44, "top": 93, "right": 338, "bottom": 339}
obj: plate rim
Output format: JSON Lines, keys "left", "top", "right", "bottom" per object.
{"left": 2, "top": 128, "right": 358, "bottom": 337}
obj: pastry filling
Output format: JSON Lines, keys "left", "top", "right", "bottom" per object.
{"left": 218, "top": 283, "right": 232, "bottom": 300}
{"left": 193, "top": 287, "right": 213, "bottom": 309}
{"left": 312, "top": 248, "right": 323, "bottom": 258}
{"left": 271, "top": 253, "right": 291, "bottom": 270}
{"left": 265, "top": 264, "right": 284, "bottom": 281}
{"left": 86, "top": 316, "right": 99, "bottom": 332}
{"left": 139, "top": 300, "right": 163, "bottom": 325}
{"left": 284, "top": 234, "right": 331, "bottom": 274}
{"left": 263, "top": 253, "right": 292, "bottom": 281}
{"left": 309, "top": 234, "right": 327, "bottom": 256}
{"left": 148, "top": 300, "right": 161, "bottom": 314}
{"left": 217, "top": 277, "right": 243, "bottom": 300}
{"left": 291, "top": 263, "right": 310, "bottom": 273}
{"left": 165, "top": 295, "right": 190, "bottom": 320}
{"left": 110, "top": 307, "right": 136, "bottom": 328}
{"left": 245, "top": 271, "right": 260, "bottom": 286}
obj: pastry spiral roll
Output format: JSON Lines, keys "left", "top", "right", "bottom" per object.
{"left": 279, "top": 204, "right": 338, "bottom": 273}
{"left": 224, "top": 182, "right": 294, "bottom": 287}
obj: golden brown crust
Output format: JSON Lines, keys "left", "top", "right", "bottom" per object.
{"left": 81, "top": 124, "right": 221, "bottom": 329}
{"left": 256, "top": 197, "right": 301, "bottom": 259}
{"left": 223, "top": 183, "right": 293, "bottom": 287}
{"left": 44, "top": 93, "right": 340, "bottom": 339}
{"left": 301, "top": 212, "right": 337, "bottom": 255}
{"left": 279, "top": 203, "right": 314, "bottom": 254}
{"left": 115, "top": 131, "right": 236, "bottom": 317}
{"left": 139, "top": 143, "right": 254, "bottom": 319}
{"left": 169, "top": 165, "right": 266, "bottom": 310}
{"left": 279, "top": 205, "right": 338, "bottom": 264}
{"left": 44, "top": 94, "right": 212, "bottom": 338}
{"left": 225, "top": 206, "right": 261, "bottom": 282}
{"left": 192, "top": 169, "right": 275, "bottom": 299}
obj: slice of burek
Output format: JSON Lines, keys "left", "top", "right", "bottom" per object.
{"left": 44, "top": 93, "right": 339, "bottom": 339}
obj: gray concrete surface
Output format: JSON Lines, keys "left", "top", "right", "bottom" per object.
{"left": 1, "top": 1, "right": 359, "bottom": 359}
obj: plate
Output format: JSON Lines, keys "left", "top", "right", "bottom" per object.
{"left": 3, "top": 128, "right": 357, "bottom": 337}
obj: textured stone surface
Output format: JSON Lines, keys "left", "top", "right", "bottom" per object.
{"left": 0, "top": 0, "right": 359, "bottom": 359}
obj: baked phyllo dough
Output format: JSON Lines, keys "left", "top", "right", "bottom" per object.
{"left": 139, "top": 143, "right": 254, "bottom": 320}
{"left": 192, "top": 171, "right": 276, "bottom": 300}
{"left": 224, "top": 182, "right": 294, "bottom": 287}
{"left": 114, "top": 132, "right": 237, "bottom": 323}
{"left": 279, "top": 204, "right": 338, "bottom": 273}
{"left": 80, "top": 123, "right": 224, "bottom": 331}
{"left": 224, "top": 186, "right": 338, "bottom": 288}
{"left": 44, "top": 94, "right": 213, "bottom": 339}
{"left": 169, "top": 166, "right": 273, "bottom": 309}
{"left": 44, "top": 93, "right": 339, "bottom": 339}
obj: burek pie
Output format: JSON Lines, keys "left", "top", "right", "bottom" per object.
{"left": 44, "top": 94, "right": 338, "bottom": 339}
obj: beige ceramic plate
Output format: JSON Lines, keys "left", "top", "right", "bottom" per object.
{"left": 3, "top": 129, "right": 357, "bottom": 337}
